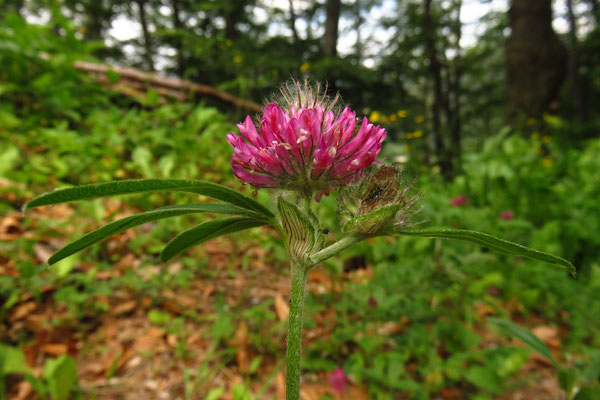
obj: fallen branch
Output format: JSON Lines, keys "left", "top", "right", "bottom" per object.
{"left": 74, "top": 61, "right": 262, "bottom": 112}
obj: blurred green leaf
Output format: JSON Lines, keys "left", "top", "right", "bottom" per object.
{"left": 43, "top": 355, "right": 78, "bottom": 400}
{"left": 488, "top": 318, "right": 558, "bottom": 366}
{"left": 0, "top": 345, "right": 30, "bottom": 375}
{"left": 574, "top": 387, "right": 600, "bottom": 400}
{"left": 206, "top": 388, "right": 225, "bottom": 400}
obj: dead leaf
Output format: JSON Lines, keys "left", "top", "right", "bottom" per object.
{"left": 112, "top": 300, "right": 137, "bottom": 316}
{"left": 15, "top": 380, "right": 33, "bottom": 400}
{"left": 532, "top": 325, "right": 560, "bottom": 350}
{"left": 232, "top": 320, "right": 250, "bottom": 374}
{"left": 33, "top": 243, "right": 54, "bottom": 264}
{"left": 0, "top": 213, "right": 21, "bottom": 241}
{"left": 274, "top": 294, "right": 289, "bottom": 321}
{"left": 23, "top": 314, "right": 47, "bottom": 332}
{"left": 9, "top": 302, "right": 36, "bottom": 323}
{"left": 42, "top": 343, "right": 68, "bottom": 356}
{"left": 440, "top": 387, "right": 463, "bottom": 399}
{"left": 275, "top": 372, "right": 286, "bottom": 398}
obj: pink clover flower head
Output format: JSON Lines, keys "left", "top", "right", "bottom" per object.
{"left": 227, "top": 80, "right": 386, "bottom": 201}
{"left": 500, "top": 210, "right": 515, "bottom": 220}
{"left": 451, "top": 194, "right": 469, "bottom": 207}
{"left": 329, "top": 367, "right": 348, "bottom": 394}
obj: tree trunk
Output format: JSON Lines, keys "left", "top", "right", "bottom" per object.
{"left": 506, "top": 0, "right": 566, "bottom": 123}
{"left": 589, "top": 0, "right": 600, "bottom": 24}
{"left": 566, "top": 0, "right": 586, "bottom": 122}
{"left": 83, "top": 4, "right": 105, "bottom": 41}
{"left": 323, "top": 0, "right": 341, "bottom": 56}
{"left": 136, "top": 0, "right": 155, "bottom": 72}
{"left": 288, "top": 0, "right": 300, "bottom": 44}
{"left": 424, "top": 0, "right": 451, "bottom": 177}
{"left": 353, "top": 0, "right": 364, "bottom": 63}
{"left": 449, "top": 0, "right": 462, "bottom": 170}
{"left": 171, "top": 0, "right": 185, "bottom": 77}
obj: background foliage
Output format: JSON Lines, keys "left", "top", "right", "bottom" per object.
{"left": 1, "top": 0, "right": 600, "bottom": 399}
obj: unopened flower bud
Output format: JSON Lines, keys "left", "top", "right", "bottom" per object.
{"left": 278, "top": 197, "right": 324, "bottom": 264}
{"left": 338, "top": 165, "right": 421, "bottom": 236}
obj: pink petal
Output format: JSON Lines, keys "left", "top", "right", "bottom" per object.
{"left": 231, "top": 162, "right": 278, "bottom": 187}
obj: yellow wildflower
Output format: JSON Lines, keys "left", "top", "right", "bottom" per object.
{"left": 415, "top": 115, "right": 425, "bottom": 124}
{"left": 543, "top": 113, "right": 560, "bottom": 127}
{"left": 381, "top": 115, "right": 390, "bottom": 124}
{"left": 397, "top": 110, "right": 407, "bottom": 118}
{"left": 389, "top": 114, "right": 398, "bottom": 122}
{"left": 543, "top": 158, "right": 554, "bottom": 167}
{"left": 299, "top": 62, "right": 311, "bottom": 73}
{"left": 542, "top": 135, "right": 551, "bottom": 143}
{"left": 369, "top": 111, "right": 381, "bottom": 123}
{"left": 225, "top": 39, "right": 233, "bottom": 46}
{"left": 531, "top": 131, "right": 540, "bottom": 140}
{"left": 233, "top": 55, "right": 243, "bottom": 64}
{"left": 405, "top": 133, "right": 413, "bottom": 139}
{"left": 413, "top": 130, "right": 423, "bottom": 138}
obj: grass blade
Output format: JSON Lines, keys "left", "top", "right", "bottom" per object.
{"left": 399, "top": 228, "right": 575, "bottom": 276}
{"left": 161, "top": 217, "right": 267, "bottom": 262}
{"left": 47, "top": 204, "right": 254, "bottom": 265}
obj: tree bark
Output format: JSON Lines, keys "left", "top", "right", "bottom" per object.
{"left": 353, "top": 0, "right": 364, "bottom": 63}
{"left": 288, "top": 0, "right": 300, "bottom": 44}
{"left": 323, "top": 0, "right": 341, "bottom": 56}
{"left": 506, "top": 0, "right": 566, "bottom": 123}
{"left": 424, "top": 0, "right": 451, "bottom": 177}
{"left": 171, "top": 0, "right": 185, "bottom": 77}
{"left": 135, "top": 0, "right": 155, "bottom": 71}
{"left": 449, "top": 0, "right": 462, "bottom": 170}
{"left": 589, "top": 0, "right": 600, "bottom": 24}
{"left": 566, "top": 0, "right": 586, "bottom": 122}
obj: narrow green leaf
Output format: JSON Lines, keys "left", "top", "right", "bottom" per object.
{"left": 488, "top": 317, "right": 558, "bottom": 367}
{"left": 23, "top": 179, "right": 274, "bottom": 218}
{"left": 399, "top": 228, "right": 575, "bottom": 275}
{"left": 161, "top": 217, "right": 267, "bottom": 262}
{"left": 47, "top": 203, "right": 255, "bottom": 265}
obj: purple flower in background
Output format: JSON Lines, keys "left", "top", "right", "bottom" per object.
{"left": 451, "top": 194, "right": 469, "bottom": 207}
{"left": 329, "top": 367, "right": 348, "bottom": 394}
{"left": 500, "top": 210, "right": 515, "bottom": 220}
{"left": 227, "top": 81, "right": 386, "bottom": 201}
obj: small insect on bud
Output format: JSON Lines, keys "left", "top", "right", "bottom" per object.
{"left": 338, "top": 164, "right": 422, "bottom": 236}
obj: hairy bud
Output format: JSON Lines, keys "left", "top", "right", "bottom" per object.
{"left": 338, "top": 165, "right": 421, "bottom": 236}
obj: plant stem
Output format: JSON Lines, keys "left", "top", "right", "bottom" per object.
{"left": 286, "top": 261, "right": 308, "bottom": 400}
{"left": 285, "top": 234, "right": 364, "bottom": 399}
{"left": 309, "top": 234, "right": 364, "bottom": 265}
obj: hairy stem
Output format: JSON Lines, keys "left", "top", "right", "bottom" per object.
{"left": 309, "top": 234, "right": 364, "bottom": 265}
{"left": 286, "top": 261, "right": 308, "bottom": 400}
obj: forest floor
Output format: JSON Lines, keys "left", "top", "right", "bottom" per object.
{"left": 2, "top": 201, "right": 565, "bottom": 400}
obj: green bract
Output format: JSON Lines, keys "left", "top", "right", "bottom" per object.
{"left": 338, "top": 164, "right": 421, "bottom": 236}
{"left": 277, "top": 197, "right": 324, "bottom": 265}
